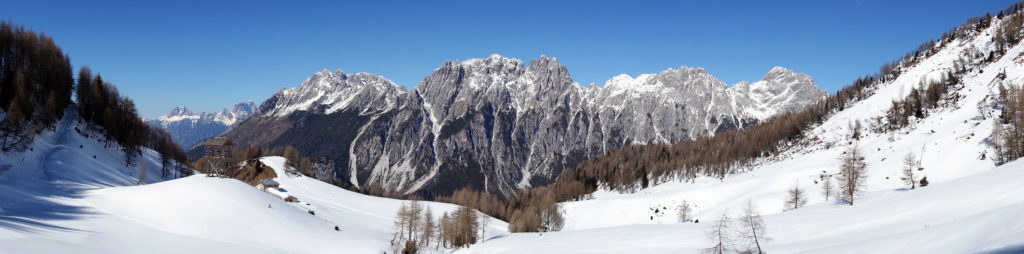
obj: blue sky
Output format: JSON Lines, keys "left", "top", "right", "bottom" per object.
{"left": 3, "top": 0, "right": 1016, "bottom": 117}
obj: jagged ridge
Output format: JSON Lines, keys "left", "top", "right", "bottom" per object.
{"left": 148, "top": 101, "right": 256, "bottom": 147}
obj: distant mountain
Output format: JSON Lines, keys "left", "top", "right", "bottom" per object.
{"left": 148, "top": 101, "right": 256, "bottom": 148}
{"left": 216, "top": 55, "right": 826, "bottom": 197}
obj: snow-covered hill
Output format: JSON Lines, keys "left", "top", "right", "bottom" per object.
{"left": 462, "top": 161, "right": 1024, "bottom": 253}
{"left": 146, "top": 101, "right": 255, "bottom": 148}
{"left": 460, "top": 11, "right": 1024, "bottom": 254}
{"left": 0, "top": 110, "right": 506, "bottom": 253}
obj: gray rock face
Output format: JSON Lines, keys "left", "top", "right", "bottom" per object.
{"left": 221, "top": 54, "right": 826, "bottom": 196}
{"left": 148, "top": 101, "right": 255, "bottom": 148}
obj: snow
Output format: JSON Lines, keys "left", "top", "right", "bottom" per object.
{"left": 461, "top": 16, "right": 1024, "bottom": 254}
{"left": 269, "top": 70, "right": 405, "bottom": 117}
{"left": 463, "top": 162, "right": 1024, "bottom": 253}
{"left": 5, "top": 13, "right": 1024, "bottom": 254}
{"left": 156, "top": 114, "right": 200, "bottom": 123}
{"left": 152, "top": 102, "right": 254, "bottom": 127}
{"left": 1, "top": 109, "right": 507, "bottom": 253}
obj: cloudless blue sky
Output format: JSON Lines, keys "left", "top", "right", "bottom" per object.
{"left": 3, "top": 0, "right": 1017, "bottom": 117}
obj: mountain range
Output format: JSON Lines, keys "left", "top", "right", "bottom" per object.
{"left": 216, "top": 55, "right": 826, "bottom": 196}
{"left": 147, "top": 101, "right": 256, "bottom": 148}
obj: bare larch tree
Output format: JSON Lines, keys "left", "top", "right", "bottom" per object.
{"left": 738, "top": 200, "right": 768, "bottom": 254}
{"left": 901, "top": 153, "right": 918, "bottom": 190}
{"left": 785, "top": 181, "right": 808, "bottom": 211}
{"left": 821, "top": 175, "right": 835, "bottom": 201}
{"left": 703, "top": 211, "right": 734, "bottom": 254}
{"left": 838, "top": 143, "right": 868, "bottom": 205}
{"left": 678, "top": 200, "right": 692, "bottom": 223}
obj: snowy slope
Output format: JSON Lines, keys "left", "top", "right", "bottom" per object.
{"left": 0, "top": 108, "right": 506, "bottom": 253}
{"left": 461, "top": 15, "right": 1024, "bottom": 254}
{"left": 462, "top": 161, "right": 1024, "bottom": 253}
{"left": 556, "top": 8, "right": 1024, "bottom": 232}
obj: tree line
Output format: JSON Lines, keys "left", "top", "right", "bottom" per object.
{"left": 991, "top": 5, "right": 1024, "bottom": 165}
{"left": 0, "top": 21, "right": 188, "bottom": 177}
{"left": 883, "top": 72, "right": 958, "bottom": 131}
{"left": 0, "top": 22, "right": 73, "bottom": 151}
{"left": 75, "top": 66, "right": 188, "bottom": 170}
{"left": 433, "top": 185, "right": 563, "bottom": 233}
{"left": 994, "top": 2, "right": 1024, "bottom": 57}
{"left": 391, "top": 200, "right": 487, "bottom": 253}
{"left": 993, "top": 83, "right": 1024, "bottom": 164}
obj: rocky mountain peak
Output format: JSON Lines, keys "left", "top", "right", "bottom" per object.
{"left": 230, "top": 101, "right": 256, "bottom": 115}
{"left": 732, "top": 66, "right": 827, "bottom": 119}
{"left": 603, "top": 66, "right": 727, "bottom": 93}
{"left": 523, "top": 55, "right": 574, "bottom": 93}
{"left": 528, "top": 55, "right": 564, "bottom": 71}
{"left": 753, "top": 66, "right": 819, "bottom": 91}
{"left": 264, "top": 69, "right": 403, "bottom": 117}
{"left": 168, "top": 106, "right": 193, "bottom": 117}
{"left": 762, "top": 66, "right": 796, "bottom": 79}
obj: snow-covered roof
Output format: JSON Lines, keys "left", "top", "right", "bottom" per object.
{"left": 259, "top": 178, "right": 279, "bottom": 186}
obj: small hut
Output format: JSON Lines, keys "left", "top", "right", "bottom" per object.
{"left": 257, "top": 178, "right": 280, "bottom": 190}
{"left": 202, "top": 137, "right": 233, "bottom": 158}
